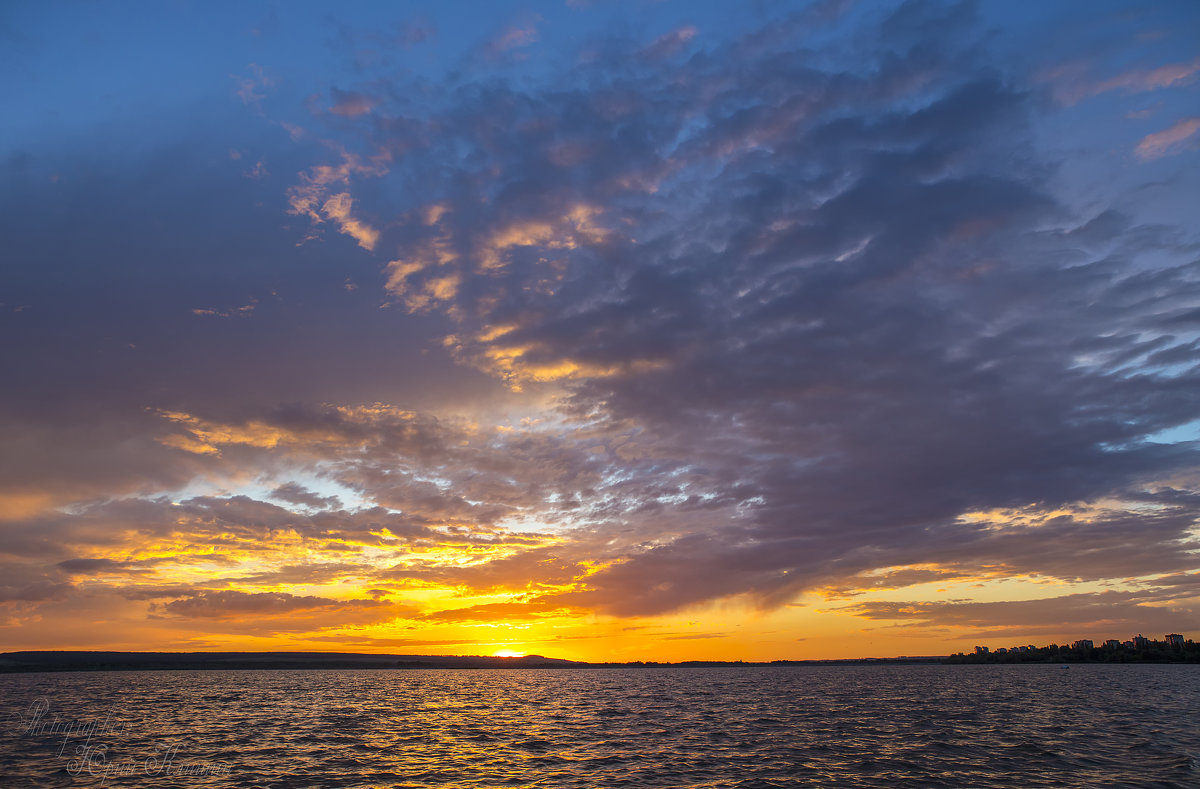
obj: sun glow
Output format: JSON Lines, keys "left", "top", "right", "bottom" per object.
{"left": 492, "top": 649, "right": 526, "bottom": 658}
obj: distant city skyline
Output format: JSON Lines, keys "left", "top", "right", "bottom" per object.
{"left": 974, "top": 632, "right": 1193, "bottom": 655}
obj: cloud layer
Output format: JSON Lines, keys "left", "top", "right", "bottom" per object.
{"left": 2, "top": 0, "right": 1197, "bottom": 655}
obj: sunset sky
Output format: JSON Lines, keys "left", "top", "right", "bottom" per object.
{"left": 2, "top": 0, "right": 1199, "bottom": 661}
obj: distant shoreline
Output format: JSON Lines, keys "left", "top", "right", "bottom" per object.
{"left": 0, "top": 651, "right": 951, "bottom": 673}
{"left": 1, "top": 650, "right": 1194, "bottom": 673}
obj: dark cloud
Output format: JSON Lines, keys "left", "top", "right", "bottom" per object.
{"left": 269, "top": 482, "right": 342, "bottom": 510}
{"left": 56, "top": 558, "right": 134, "bottom": 573}
{"left": 837, "top": 588, "right": 1200, "bottom": 639}
{"left": 284, "top": 1, "right": 1199, "bottom": 617}
{"left": 0, "top": 115, "right": 504, "bottom": 538}
{"left": 158, "top": 590, "right": 388, "bottom": 619}
{"left": 0, "top": 581, "right": 74, "bottom": 604}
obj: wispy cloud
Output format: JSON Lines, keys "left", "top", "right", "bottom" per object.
{"left": 1135, "top": 116, "right": 1200, "bottom": 160}
{"left": 486, "top": 23, "right": 538, "bottom": 58}
{"left": 641, "top": 26, "right": 698, "bottom": 60}
{"left": 231, "top": 63, "right": 276, "bottom": 108}
{"left": 192, "top": 301, "right": 256, "bottom": 318}
{"left": 1042, "top": 56, "right": 1200, "bottom": 106}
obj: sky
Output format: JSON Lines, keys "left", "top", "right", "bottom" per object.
{"left": 1, "top": 0, "right": 1199, "bottom": 661}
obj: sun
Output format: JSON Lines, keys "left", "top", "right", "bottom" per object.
{"left": 492, "top": 649, "right": 526, "bottom": 658}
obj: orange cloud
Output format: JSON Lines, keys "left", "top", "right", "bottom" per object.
{"left": 383, "top": 203, "right": 461, "bottom": 309}
{"left": 154, "top": 410, "right": 342, "bottom": 456}
{"left": 322, "top": 192, "right": 380, "bottom": 250}
{"left": 478, "top": 205, "right": 607, "bottom": 270}
{"left": 386, "top": 202, "right": 609, "bottom": 321}
{"left": 0, "top": 492, "right": 57, "bottom": 522}
{"left": 418, "top": 599, "right": 586, "bottom": 623}
{"left": 288, "top": 147, "right": 388, "bottom": 247}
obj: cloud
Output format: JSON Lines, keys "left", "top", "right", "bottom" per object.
{"left": 661, "top": 632, "right": 728, "bottom": 641}
{"left": 1044, "top": 56, "right": 1200, "bottom": 106}
{"left": 273, "top": 0, "right": 1200, "bottom": 618}
{"left": 158, "top": 589, "right": 388, "bottom": 618}
{"left": 3, "top": 0, "right": 1198, "bottom": 646}
{"left": 481, "top": 23, "right": 539, "bottom": 63}
{"left": 641, "top": 26, "right": 697, "bottom": 61}
{"left": 321, "top": 192, "right": 380, "bottom": 250}
{"left": 287, "top": 147, "right": 388, "bottom": 247}
{"left": 418, "top": 599, "right": 584, "bottom": 623}
{"left": 270, "top": 482, "right": 342, "bottom": 510}
{"left": 232, "top": 63, "right": 276, "bottom": 108}
{"left": 192, "top": 301, "right": 256, "bottom": 318}
{"left": 224, "top": 562, "right": 363, "bottom": 587}
{"left": 1135, "top": 117, "right": 1200, "bottom": 160}
{"left": 328, "top": 88, "right": 376, "bottom": 118}
{"left": 837, "top": 588, "right": 1200, "bottom": 639}
{"left": 0, "top": 580, "right": 74, "bottom": 603}
{"left": 56, "top": 558, "right": 135, "bottom": 573}
{"left": 381, "top": 547, "right": 591, "bottom": 594}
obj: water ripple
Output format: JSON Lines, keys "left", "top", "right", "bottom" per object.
{"left": 1, "top": 665, "right": 1198, "bottom": 788}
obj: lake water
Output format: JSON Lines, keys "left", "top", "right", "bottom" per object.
{"left": 1, "top": 665, "right": 1197, "bottom": 788}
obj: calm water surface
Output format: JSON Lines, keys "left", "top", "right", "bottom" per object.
{"left": 1, "top": 665, "right": 1197, "bottom": 788}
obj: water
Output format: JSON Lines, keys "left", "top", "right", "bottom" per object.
{"left": 1, "top": 665, "right": 1197, "bottom": 788}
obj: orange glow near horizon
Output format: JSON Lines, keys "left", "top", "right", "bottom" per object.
{"left": 3, "top": 402, "right": 1194, "bottom": 665}
{"left": 4, "top": 543, "right": 1187, "bottom": 661}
